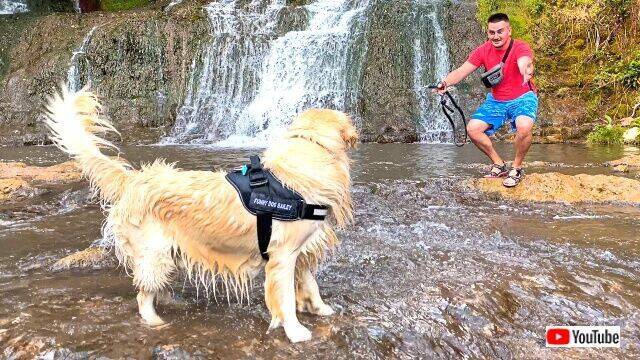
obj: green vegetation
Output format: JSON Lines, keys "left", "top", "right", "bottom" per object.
{"left": 477, "top": 0, "right": 640, "bottom": 135}
{"left": 100, "top": 0, "right": 150, "bottom": 12}
{"left": 586, "top": 116, "right": 625, "bottom": 144}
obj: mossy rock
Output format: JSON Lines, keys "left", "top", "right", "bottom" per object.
{"left": 100, "top": 0, "right": 150, "bottom": 12}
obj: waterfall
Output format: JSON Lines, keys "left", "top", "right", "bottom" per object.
{"left": 412, "top": 0, "right": 452, "bottom": 143}
{"left": 0, "top": 0, "right": 28, "bottom": 14}
{"left": 225, "top": 0, "right": 370, "bottom": 147}
{"left": 165, "top": 0, "right": 371, "bottom": 147}
{"left": 67, "top": 26, "right": 99, "bottom": 92}
{"left": 165, "top": 0, "right": 284, "bottom": 145}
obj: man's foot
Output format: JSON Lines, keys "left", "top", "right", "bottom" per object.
{"left": 484, "top": 163, "right": 509, "bottom": 178}
{"left": 502, "top": 168, "right": 524, "bottom": 187}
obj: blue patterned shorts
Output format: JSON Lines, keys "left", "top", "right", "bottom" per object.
{"left": 471, "top": 91, "right": 539, "bottom": 135}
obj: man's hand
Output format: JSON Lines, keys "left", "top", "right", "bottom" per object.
{"left": 518, "top": 56, "right": 534, "bottom": 85}
{"left": 523, "top": 62, "right": 534, "bottom": 84}
{"left": 432, "top": 81, "right": 448, "bottom": 95}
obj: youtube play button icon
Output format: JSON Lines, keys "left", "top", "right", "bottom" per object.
{"left": 546, "top": 328, "right": 570, "bottom": 346}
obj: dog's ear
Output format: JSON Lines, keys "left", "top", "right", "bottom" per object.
{"left": 340, "top": 115, "right": 359, "bottom": 149}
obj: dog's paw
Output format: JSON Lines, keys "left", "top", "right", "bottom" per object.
{"left": 314, "top": 303, "right": 335, "bottom": 316}
{"left": 142, "top": 314, "right": 166, "bottom": 327}
{"left": 267, "top": 317, "right": 282, "bottom": 333}
{"left": 284, "top": 322, "right": 312, "bottom": 343}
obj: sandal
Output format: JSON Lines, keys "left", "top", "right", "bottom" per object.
{"left": 484, "top": 163, "right": 509, "bottom": 178}
{"left": 503, "top": 168, "right": 524, "bottom": 187}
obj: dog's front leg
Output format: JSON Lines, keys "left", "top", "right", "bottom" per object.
{"left": 264, "top": 251, "right": 312, "bottom": 343}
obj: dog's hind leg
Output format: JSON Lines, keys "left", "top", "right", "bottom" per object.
{"left": 295, "top": 260, "right": 334, "bottom": 316}
{"left": 264, "top": 249, "right": 312, "bottom": 343}
{"left": 131, "top": 224, "right": 176, "bottom": 327}
{"left": 137, "top": 291, "right": 164, "bottom": 326}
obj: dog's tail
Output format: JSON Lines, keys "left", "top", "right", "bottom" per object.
{"left": 44, "top": 86, "right": 130, "bottom": 203}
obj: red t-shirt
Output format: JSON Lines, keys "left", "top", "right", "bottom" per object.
{"left": 468, "top": 39, "right": 537, "bottom": 101}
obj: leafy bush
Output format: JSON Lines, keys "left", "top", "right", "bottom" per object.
{"left": 597, "top": 53, "right": 640, "bottom": 90}
{"left": 586, "top": 115, "right": 625, "bottom": 144}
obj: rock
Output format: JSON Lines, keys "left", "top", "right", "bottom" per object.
{"left": 612, "top": 164, "right": 629, "bottom": 173}
{"left": 36, "top": 347, "right": 93, "bottom": 360}
{"left": 620, "top": 117, "right": 635, "bottom": 127}
{"left": 0, "top": 161, "right": 83, "bottom": 202}
{"left": 3, "top": 336, "right": 55, "bottom": 360}
{"left": 152, "top": 345, "right": 203, "bottom": 360}
{"left": 622, "top": 127, "right": 639, "bottom": 143}
{"left": 0, "top": 161, "right": 82, "bottom": 183}
{"left": 51, "top": 247, "right": 116, "bottom": 271}
{"left": 0, "top": 4, "right": 209, "bottom": 145}
{"left": 472, "top": 172, "right": 640, "bottom": 203}
{"left": 359, "top": 0, "right": 418, "bottom": 143}
{"left": 605, "top": 154, "right": 640, "bottom": 168}
{"left": 0, "top": 178, "right": 32, "bottom": 201}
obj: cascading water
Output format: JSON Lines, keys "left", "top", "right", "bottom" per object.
{"left": 0, "top": 0, "right": 28, "bottom": 14}
{"left": 412, "top": 0, "right": 453, "bottom": 143}
{"left": 67, "top": 26, "right": 99, "bottom": 92}
{"left": 165, "top": 0, "right": 285, "bottom": 145}
{"left": 227, "top": 0, "right": 370, "bottom": 146}
{"left": 165, "top": 0, "right": 371, "bottom": 147}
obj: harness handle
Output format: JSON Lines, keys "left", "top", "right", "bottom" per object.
{"left": 426, "top": 86, "right": 468, "bottom": 147}
{"left": 248, "top": 155, "right": 268, "bottom": 188}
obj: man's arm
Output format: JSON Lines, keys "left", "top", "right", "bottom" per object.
{"left": 517, "top": 56, "right": 534, "bottom": 85}
{"left": 437, "top": 61, "right": 478, "bottom": 93}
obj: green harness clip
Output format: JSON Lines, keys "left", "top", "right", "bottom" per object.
{"left": 241, "top": 164, "right": 248, "bottom": 176}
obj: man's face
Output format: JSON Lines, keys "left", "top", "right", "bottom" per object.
{"left": 487, "top": 21, "right": 511, "bottom": 49}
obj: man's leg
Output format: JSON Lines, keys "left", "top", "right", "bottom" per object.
{"left": 466, "top": 119, "right": 504, "bottom": 165}
{"left": 512, "top": 116, "right": 534, "bottom": 168}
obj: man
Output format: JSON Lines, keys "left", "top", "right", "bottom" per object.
{"left": 436, "top": 13, "right": 537, "bottom": 187}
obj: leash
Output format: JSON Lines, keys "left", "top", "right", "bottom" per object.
{"left": 426, "top": 86, "right": 468, "bottom": 147}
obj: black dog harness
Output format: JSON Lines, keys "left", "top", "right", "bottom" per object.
{"left": 225, "top": 156, "right": 329, "bottom": 261}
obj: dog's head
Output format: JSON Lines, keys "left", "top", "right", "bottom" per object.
{"left": 288, "top": 109, "right": 358, "bottom": 152}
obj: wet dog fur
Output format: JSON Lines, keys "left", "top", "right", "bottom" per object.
{"left": 44, "top": 87, "right": 357, "bottom": 343}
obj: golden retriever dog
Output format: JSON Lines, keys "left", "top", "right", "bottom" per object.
{"left": 44, "top": 87, "right": 357, "bottom": 343}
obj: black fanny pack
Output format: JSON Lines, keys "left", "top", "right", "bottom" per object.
{"left": 480, "top": 39, "right": 513, "bottom": 88}
{"left": 226, "top": 156, "right": 329, "bottom": 260}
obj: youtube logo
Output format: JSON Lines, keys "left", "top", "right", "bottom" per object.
{"left": 546, "top": 328, "right": 570, "bottom": 345}
{"left": 545, "top": 326, "right": 620, "bottom": 348}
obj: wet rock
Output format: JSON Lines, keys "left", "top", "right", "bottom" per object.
{"left": 0, "top": 161, "right": 82, "bottom": 183}
{"left": 472, "top": 172, "right": 640, "bottom": 203}
{"left": 36, "top": 347, "right": 94, "bottom": 360}
{"left": 0, "top": 3, "right": 208, "bottom": 145}
{"left": 359, "top": 0, "right": 418, "bottom": 143}
{"left": 3, "top": 335, "right": 55, "bottom": 360}
{"left": 441, "top": 0, "right": 485, "bottom": 111}
{"left": 605, "top": 154, "right": 640, "bottom": 168}
{"left": 152, "top": 345, "right": 203, "bottom": 360}
{"left": 58, "top": 187, "right": 96, "bottom": 213}
{"left": 0, "top": 178, "right": 35, "bottom": 201}
{"left": 612, "top": 164, "right": 629, "bottom": 173}
{"left": 51, "top": 246, "right": 116, "bottom": 271}
{"left": 0, "top": 161, "right": 83, "bottom": 203}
